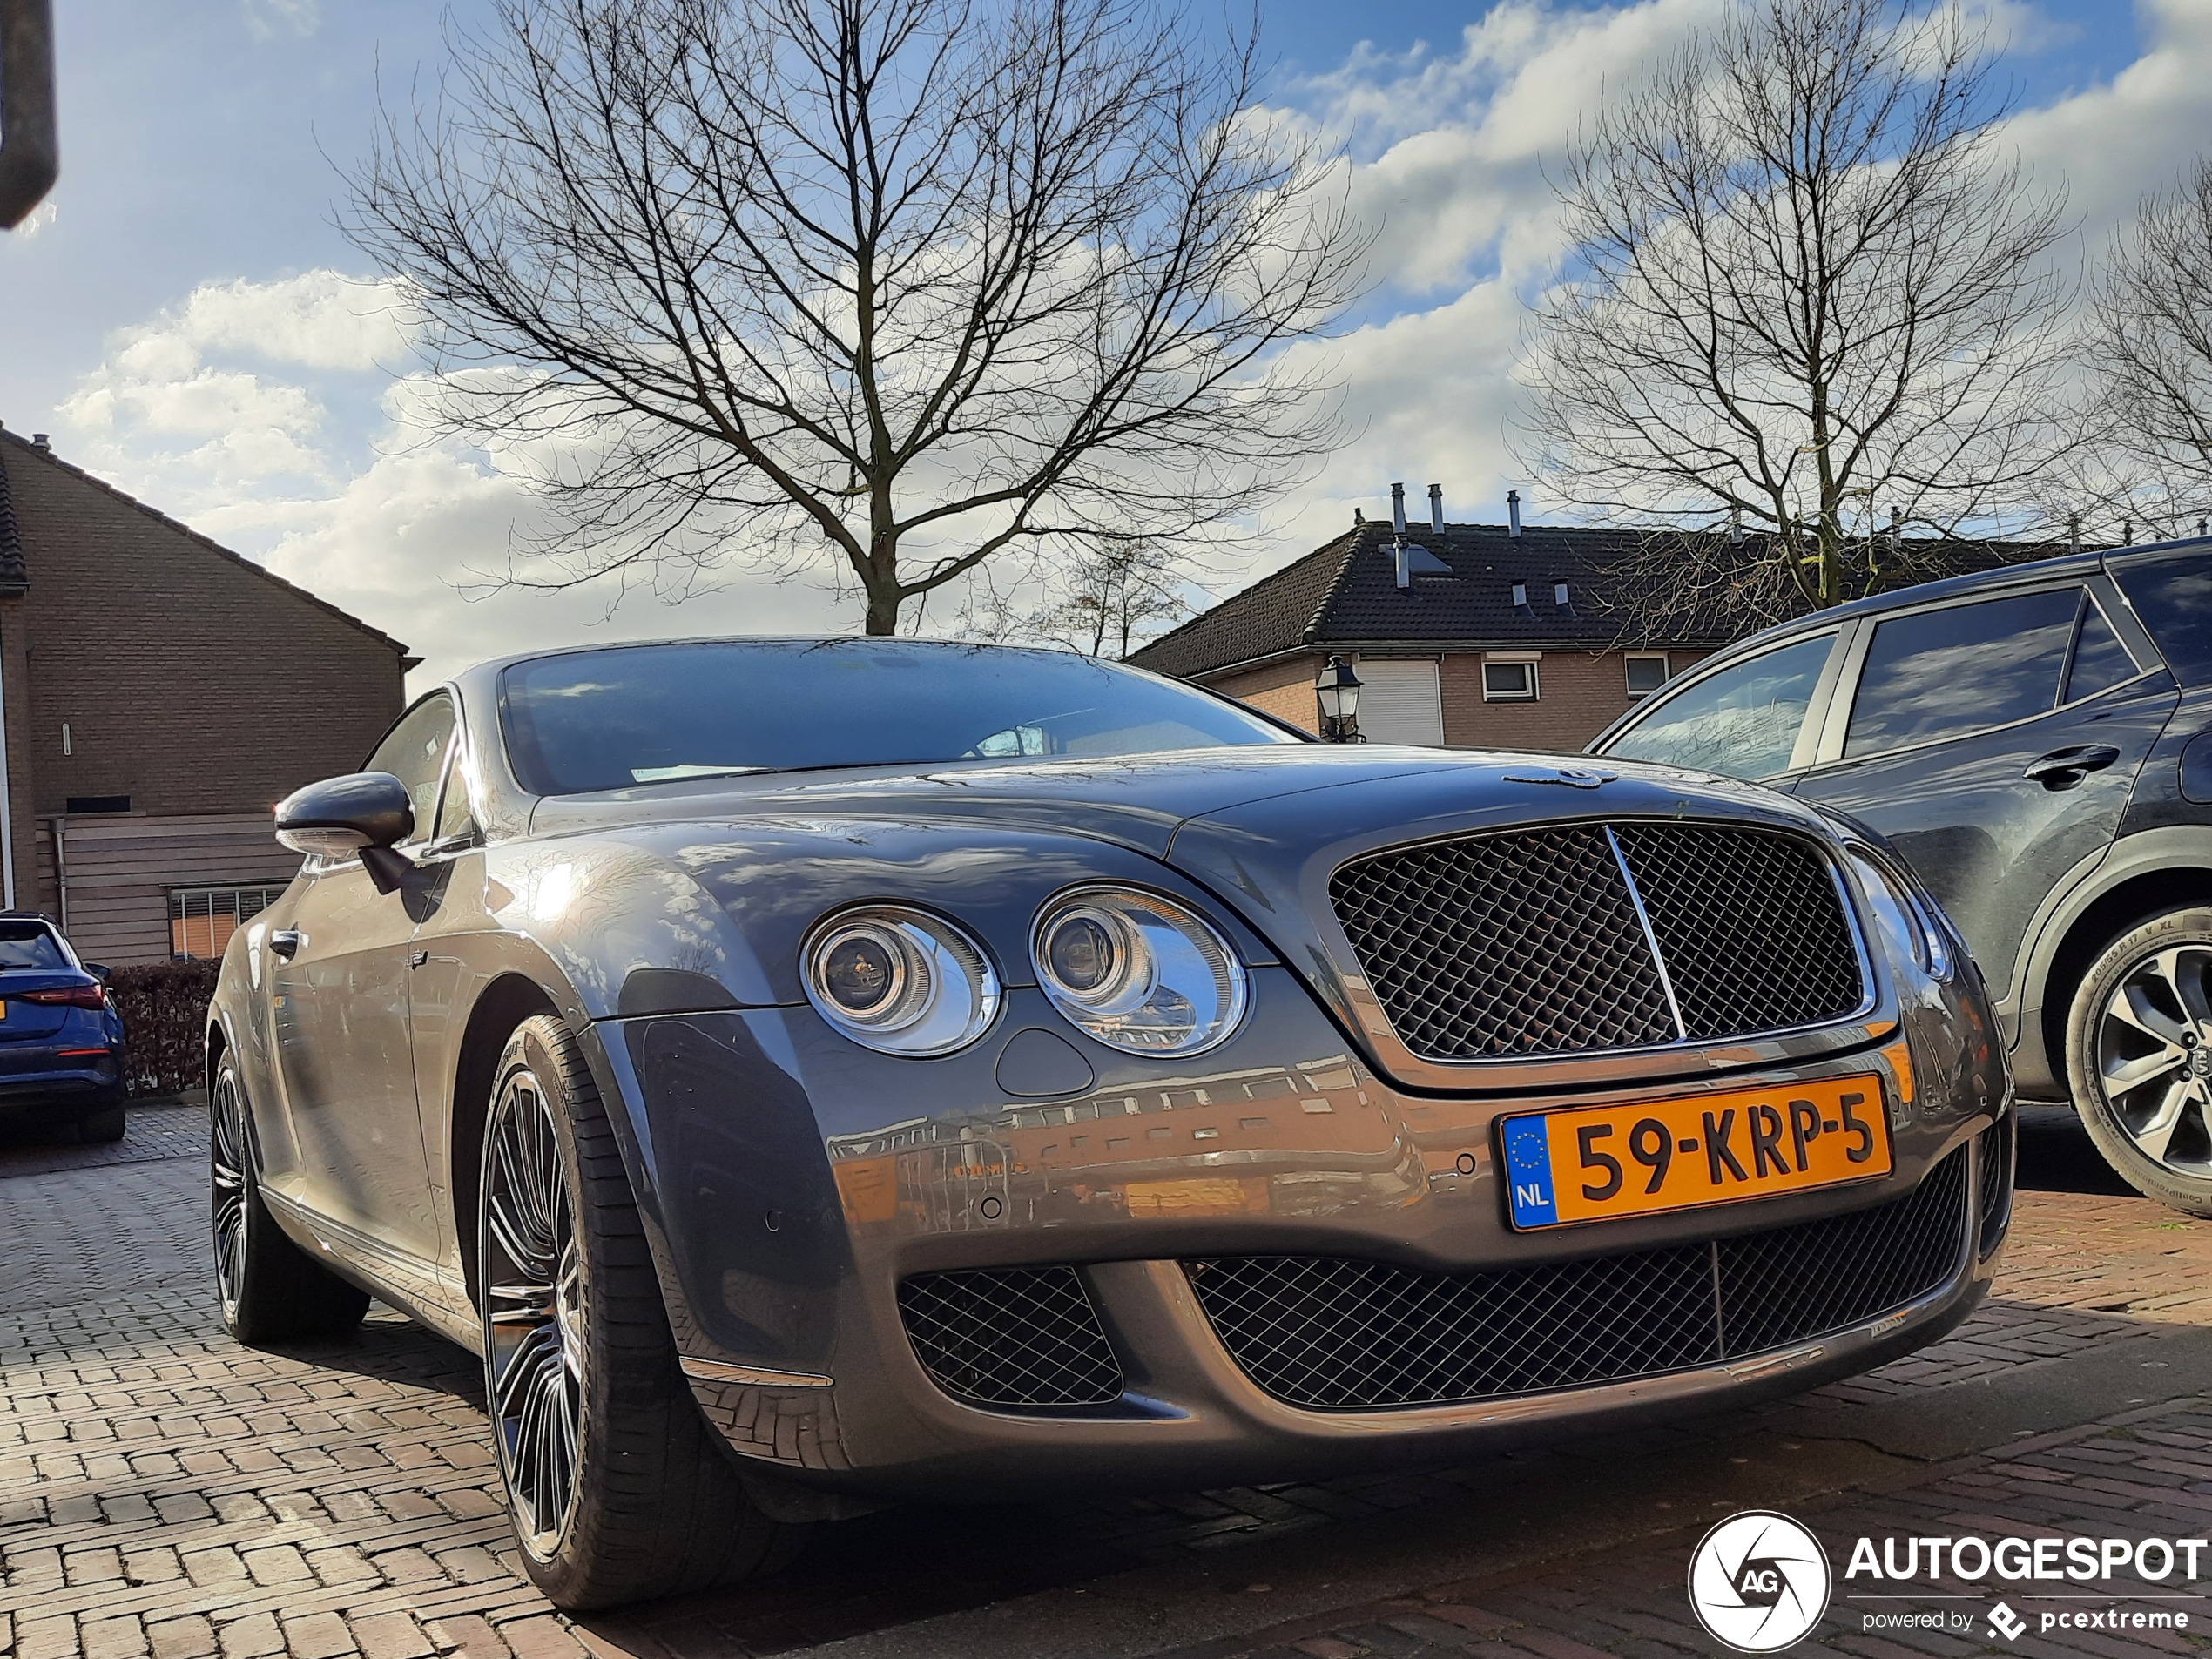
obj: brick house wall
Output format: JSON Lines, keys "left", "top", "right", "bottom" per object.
{"left": 1208, "top": 657, "right": 1322, "bottom": 734}
{"left": 0, "top": 429, "right": 412, "bottom": 962}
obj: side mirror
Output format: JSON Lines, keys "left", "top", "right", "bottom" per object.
{"left": 276, "top": 772, "right": 418, "bottom": 893}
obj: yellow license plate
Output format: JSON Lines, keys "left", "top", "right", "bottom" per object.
{"left": 1498, "top": 1073, "right": 1891, "bottom": 1231}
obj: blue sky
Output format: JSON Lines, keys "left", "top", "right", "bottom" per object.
{"left": 0, "top": 0, "right": 2195, "bottom": 683}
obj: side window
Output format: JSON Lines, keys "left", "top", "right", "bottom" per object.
{"left": 1603, "top": 633, "right": 1834, "bottom": 779}
{"left": 2064, "top": 597, "right": 2139, "bottom": 704}
{"left": 364, "top": 694, "right": 457, "bottom": 843}
{"left": 1844, "top": 590, "right": 2078, "bottom": 759}
{"left": 432, "top": 744, "right": 481, "bottom": 844}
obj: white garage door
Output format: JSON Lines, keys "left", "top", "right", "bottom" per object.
{"left": 1355, "top": 658, "right": 1444, "bottom": 745}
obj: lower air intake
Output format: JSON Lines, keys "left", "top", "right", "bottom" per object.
{"left": 1977, "top": 1117, "right": 2015, "bottom": 1260}
{"left": 1187, "top": 1150, "right": 1967, "bottom": 1411}
{"left": 897, "top": 1264, "right": 1124, "bottom": 1408}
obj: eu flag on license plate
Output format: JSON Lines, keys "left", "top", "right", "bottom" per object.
{"left": 1500, "top": 1116, "right": 1558, "bottom": 1228}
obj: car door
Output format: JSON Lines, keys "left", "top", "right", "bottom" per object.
{"left": 1791, "top": 583, "right": 2178, "bottom": 1008}
{"left": 261, "top": 693, "right": 455, "bottom": 1267}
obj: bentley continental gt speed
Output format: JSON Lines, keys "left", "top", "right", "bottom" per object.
{"left": 206, "top": 639, "right": 2013, "bottom": 1609}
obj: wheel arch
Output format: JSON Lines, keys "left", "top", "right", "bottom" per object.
{"left": 448, "top": 972, "right": 562, "bottom": 1309}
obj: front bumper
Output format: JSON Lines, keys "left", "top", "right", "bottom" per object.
{"left": 591, "top": 964, "right": 2012, "bottom": 1501}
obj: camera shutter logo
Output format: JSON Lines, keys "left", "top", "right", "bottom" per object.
{"left": 1687, "top": 1511, "right": 1832, "bottom": 1652}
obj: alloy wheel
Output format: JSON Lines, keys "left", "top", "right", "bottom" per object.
{"left": 482, "top": 1067, "right": 585, "bottom": 1560}
{"left": 210, "top": 1069, "right": 251, "bottom": 1318}
{"left": 2094, "top": 944, "right": 2212, "bottom": 1176}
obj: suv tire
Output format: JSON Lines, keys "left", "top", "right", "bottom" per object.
{"left": 212, "top": 1054, "right": 372, "bottom": 1341}
{"left": 2066, "top": 907, "right": 2212, "bottom": 1216}
{"left": 478, "top": 1015, "right": 800, "bottom": 1610}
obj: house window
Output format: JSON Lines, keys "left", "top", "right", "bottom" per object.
{"left": 170, "top": 886, "right": 286, "bottom": 961}
{"left": 1625, "top": 654, "right": 1671, "bottom": 698}
{"left": 1482, "top": 658, "right": 1540, "bottom": 701}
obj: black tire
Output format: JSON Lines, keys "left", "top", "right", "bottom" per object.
{"left": 478, "top": 1014, "right": 800, "bottom": 1610}
{"left": 2066, "top": 907, "right": 2212, "bottom": 1216}
{"left": 76, "top": 1104, "right": 126, "bottom": 1143}
{"left": 211, "top": 1053, "right": 371, "bottom": 1342}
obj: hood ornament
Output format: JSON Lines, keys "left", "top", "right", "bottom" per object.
{"left": 1503, "top": 765, "right": 1618, "bottom": 790}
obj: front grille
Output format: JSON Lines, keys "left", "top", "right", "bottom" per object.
{"left": 1977, "top": 1117, "right": 2014, "bottom": 1259}
{"left": 1329, "top": 822, "right": 1866, "bottom": 1062}
{"left": 1187, "top": 1150, "right": 1966, "bottom": 1411}
{"left": 897, "top": 1265, "right": 1124, "bottom": 1408}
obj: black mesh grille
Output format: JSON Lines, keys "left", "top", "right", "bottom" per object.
{"left": 1715, "top": 1149, "right": 1966, "bottom": 1355}
{"left": 1977, "top": 1117, "right": 2014, "bottom": 1260}
{"left": 897, "top": 1266, "right": 1124, "bottom": 1408}
{"left": 1613, "top": 826, "right": 1865, "bottom": 1041}
{"left": 1329, "top": 821, "right": 1865, "bottom": 1061}
{"left": 1189, "top": 1150, "right": 1966, "bottom": 1410}
{"left": 1327, "top": 825, "right": 1675, "bottom": 1059}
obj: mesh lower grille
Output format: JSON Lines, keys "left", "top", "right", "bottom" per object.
{"left": 897, "top": 1266, "right": 1124, "bottom": 1408}
{"left": 1977, "top": 1118, "right": 2014, "bottom": 1259}
{"left": 1188, "top": 1150, "right": 1966, "bottom": 1410}
{"left": 1329, "top": 822, "right": 1865, "bottom": 1061}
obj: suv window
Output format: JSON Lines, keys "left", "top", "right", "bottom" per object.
{"left": 1603, "top": 633, "right": 1834, "bottom": 779}
{"left": 1844, "top": 589, "right": 2078, "bottom": 759}
{"left": 2064, "top": 597, "right": 2139, "bottom": 704}
{"left": 0, "top": 921, "right": 67, "bottom": 969}
{"left": 365, "top": 694, "right": 457, "bottom": 840}
{"left": 2111, "top": 546, "right": 2212, "bottom": 684}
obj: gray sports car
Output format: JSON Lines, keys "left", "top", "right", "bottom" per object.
{"left": 207, "top": 637, "right": 2013, "bottom": 1609}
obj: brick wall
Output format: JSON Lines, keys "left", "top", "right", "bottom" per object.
{"left": 1440, "top": 648, "right": 1710, "bottom": 755}
{"left": 4, "top": 443, "right": 408, "bottom": 826}
{"left": 1208, "top": 656, "right": 1322, "bottom": 734}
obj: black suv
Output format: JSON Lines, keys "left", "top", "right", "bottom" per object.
{"left": 1593, "top": 538, "right": 2212, "bottom": 1213}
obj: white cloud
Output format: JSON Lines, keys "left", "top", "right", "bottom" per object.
{"left": 241, "top": 0, "right": 320, "bottom": 42}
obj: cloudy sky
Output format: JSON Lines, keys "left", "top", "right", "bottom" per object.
{"left": 0, "top": 0, "right": 2197, "bottom": 687}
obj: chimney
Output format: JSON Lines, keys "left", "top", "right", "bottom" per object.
{"left": 1353, "top": 507, "right": 1364, "bottom": 525}
{"left": 1390, "top": 482, "right": 1407, "bottom": 536}
{"left": 2068, "top": 514, "right": 2080, "bottom": 554}
{"left": 1888, "top": 506, "right": 1902, "bottom": 550}
{"left": 1428, "top": 483, "right": 1445, "bottom": 534}
{"left": 2124, "top": 521, "right": 2134, "bottom": 546}
{"left": 1730, "top": 506, "right": 1743, "bottom": 547}
{"left": 2199, "top": 518, "right": 2208, "bottom": 539}
{"left": 30, "top": 434, "right": 48, "bottom": 449}
{"left": 1507, "top": 489, "right": 1522, "bottom": 539}
{"left": 1394, "top": 540, "right": 1411, "bottom": 590}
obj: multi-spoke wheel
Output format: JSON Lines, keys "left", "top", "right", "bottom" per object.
{"left": 483, "top": 1064, "right": 585, "bottom": 1557}
{"left": 476, "top": 1015, "right": 799, "bottom": 1610}
{"left": 208, "top": 1052, "right": 369, "bottom": 1343}
{"left": 2068, "top": 910, "right": 2212, "bottom": 1215}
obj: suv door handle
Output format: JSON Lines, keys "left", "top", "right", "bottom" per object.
{"left": 269, "top": 928, "right": 304, "bottom": 961}
{"left": 2023, "top": 745, "right": 2121, "bottom": 789}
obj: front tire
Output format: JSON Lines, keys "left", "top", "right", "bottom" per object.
{"left": 479, "top": 1015, "right": 799, "bottom": 1610}
{"left": 76, "top": 1103, "right": 126, "bottom": 1143}
{"left": 211, "top": 1055, "right": 371, "bottom": 1342}
{"left": 2067, "top": 907, "right": 2212, "bottom": 1216}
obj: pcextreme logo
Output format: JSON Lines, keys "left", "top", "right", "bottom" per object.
{"left": 1687, "top": 1511, "right": 1833, "bottom": 1652}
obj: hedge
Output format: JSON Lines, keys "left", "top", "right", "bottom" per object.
{"left": 108, "top": 960, "right": 220, "bottom": 1098}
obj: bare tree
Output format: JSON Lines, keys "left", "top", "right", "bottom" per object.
{"left": 960, "top": 537, "right": 1194, "bottom": 654}
{"left": 344, "top": 0, "right": 1364, "bottom": 634}
{"left": 1517, "top": 0, "right": 2071, "bottom": 631}
{"left": 2074, "top": 158, "right": 2212, "bottom": 539}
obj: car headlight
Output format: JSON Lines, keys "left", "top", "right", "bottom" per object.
{"left": 1848, "top": 850, "right": 1953, "bottom": 981}
{"left": 1032, "top": 887, "right": 1248, "bottom": 1055}
{"left": 802, "top": 907, "right": 1001, "bottom": 1055}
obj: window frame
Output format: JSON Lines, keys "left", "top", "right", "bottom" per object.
{"left": 1623, "top": 653, "right": 1671, "bottom": 698}
{"left": 359, "top": 689, "right": 459, "bottom": 853}
{"left": 1813, "top": 583, "right": 2162, "bottom": 771}
{"left": 1480, "top": 653, "right": 1541, "bottom": 703}
{"left": 169, "top": 885, "right": 287, "bottom": 961}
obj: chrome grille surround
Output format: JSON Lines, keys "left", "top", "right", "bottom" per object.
{"left": 1186, "top": 1149, "right": 1967, "bottom": 1411}
{"left": 1329, "top": 821, "right": 1871, "bottom": 1063}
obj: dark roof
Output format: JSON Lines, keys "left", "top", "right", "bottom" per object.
{"left": 0, "top": 442, "right": 26, "bottom": 594}
{"left": 0, "top": 427, "right": 417, "bottom": 664}
{"left": 1131, "top": 520, "right": 2065, "bottom": 679}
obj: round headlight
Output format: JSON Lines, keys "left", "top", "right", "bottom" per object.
{"left": 803, "top": 907, "right": 1000, "bottom": 1055}
{"left": 1032, "top": 887, "right": 1247, "bottom": 1055}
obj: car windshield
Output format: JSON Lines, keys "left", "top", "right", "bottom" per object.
{"left": 0, "top": 921, "right": 68, "bottom": 969}
{"left": 499, "top": 640, "right": 1299, "bottom": 796}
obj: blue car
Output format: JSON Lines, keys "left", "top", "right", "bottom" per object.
{"left": 0, "top": 912, "right": 126, "bottom": 1142}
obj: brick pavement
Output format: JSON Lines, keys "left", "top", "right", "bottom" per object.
{"left": 3, "top": 1101, "right": 2211, "bottom": 1658}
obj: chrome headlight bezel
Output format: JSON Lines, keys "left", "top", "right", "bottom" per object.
{"left": 801, "top": 905, "right": 1001, "bottom": 1056}
{"left": 1031, "top": 885, "right": 1249, "bottom": 1056}
{"left": 1846, "top": 846, "right": 1954, "bottom": 982}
